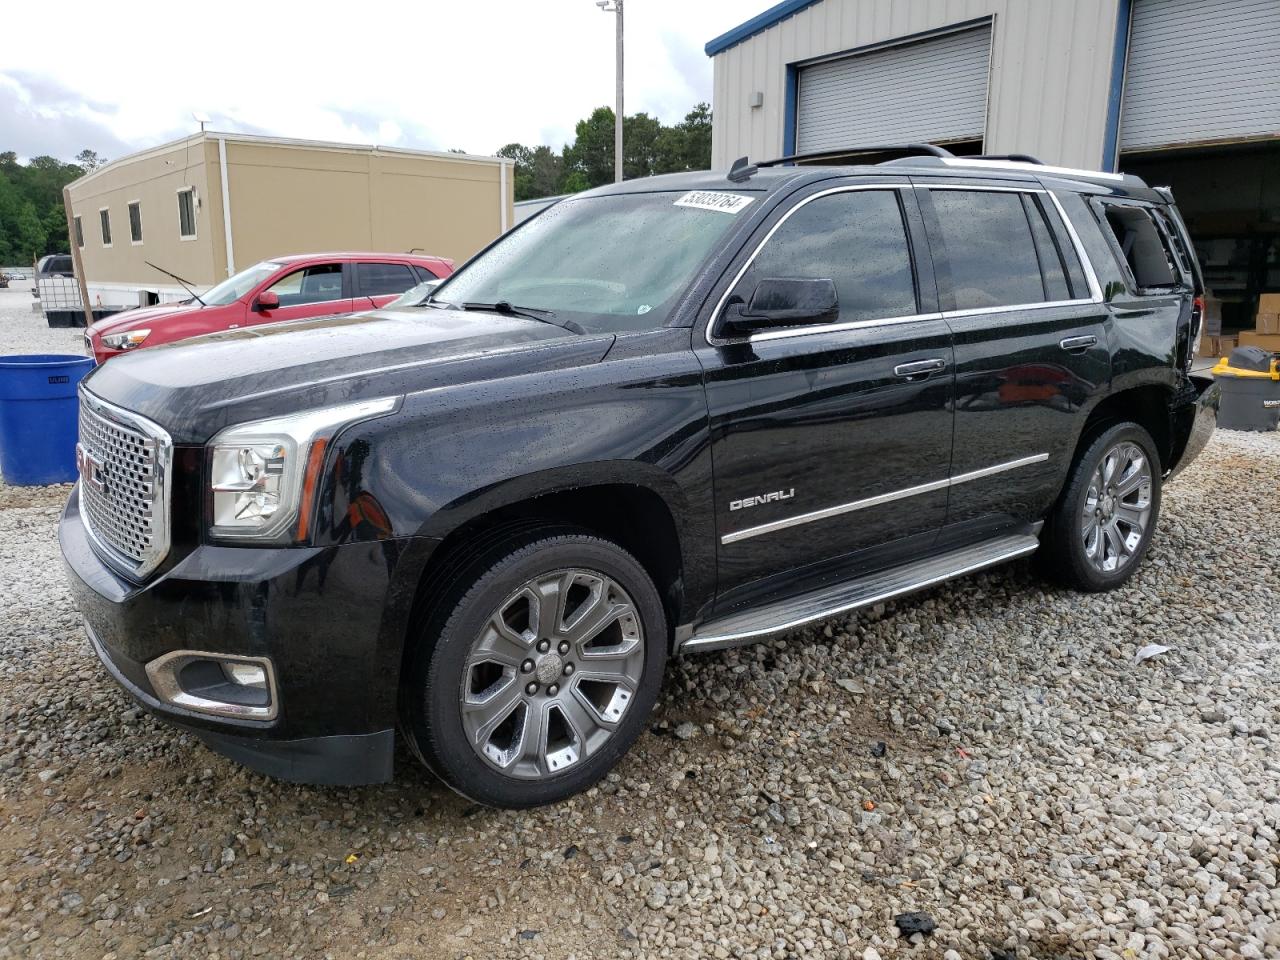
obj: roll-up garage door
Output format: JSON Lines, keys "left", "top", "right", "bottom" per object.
{"left": 795, "top": 24, "right": 992, "bottom": 154}
{"left": 1120, "top": 0, "right": 1280, "bottom": 151}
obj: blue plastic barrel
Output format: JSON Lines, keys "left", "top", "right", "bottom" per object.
{"left": 0, "top": 354, "right": 95, "bottom": 485}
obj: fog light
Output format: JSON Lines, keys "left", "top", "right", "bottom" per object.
{"left": 145, "top": 650, "right": 277, "bottom": 721}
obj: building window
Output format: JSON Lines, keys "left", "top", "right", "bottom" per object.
{"left": 128, "top": 201, "right": 143, "bottom": 244}
{"left": 177, "top": 189, "right": 196, "bottom": 239}
{"left": 99, "top": 208, "right": 112, "bottom": 247}
{"left": 74, "top": 216, "right": 83, "bottom": 249}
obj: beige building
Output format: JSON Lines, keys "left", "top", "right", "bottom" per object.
{"left": 65, "top": 132, "right": 513, "bottom": 309}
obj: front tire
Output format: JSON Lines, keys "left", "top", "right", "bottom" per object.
{"left": 403, "top": 529, "right": 667, "bottom": 808}
{"left": 1040, "top": 422, "right": 1162, "bottom": 592}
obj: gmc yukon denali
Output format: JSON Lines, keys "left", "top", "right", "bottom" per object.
{"left": 60, "top": 145, "right": 1219, "bottom": 808}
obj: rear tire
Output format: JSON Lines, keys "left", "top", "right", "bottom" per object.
{"left": 1039, "top": 422, "right": 1162, "bottom": 592}
{"left": 402, "top": 528, "right": 667, "bottom": 808}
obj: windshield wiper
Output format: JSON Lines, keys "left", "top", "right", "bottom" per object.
{"left": 454, "top": 301, "right": 583, "bottom": 334}
{"left": 146, "top": 260, "right": 205, "bottom": 306}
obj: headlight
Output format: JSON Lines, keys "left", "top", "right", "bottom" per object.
{"left": 101, "top": 328, "right": 150, "bottom": 350}
{"left": 208, "top": 397, "right": 397, "bottom": 541}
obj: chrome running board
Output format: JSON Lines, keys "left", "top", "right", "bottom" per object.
{"left": 680, "top": 533, "right": 1040, "bottom": 654}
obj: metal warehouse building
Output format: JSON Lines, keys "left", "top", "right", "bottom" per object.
{"left": 64, "top": 132, "right": 513, "bottom": 311}
{"left": 707, "top": 0, "right": 1280, "bottom": 329}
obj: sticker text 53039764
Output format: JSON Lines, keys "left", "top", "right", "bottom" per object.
{"left": 674, "top": 191, "right": 755, "bottom": 215}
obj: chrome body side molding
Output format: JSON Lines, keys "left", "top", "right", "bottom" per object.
{"left": 721, "top": 453, "right": 1048, "bottom": 545}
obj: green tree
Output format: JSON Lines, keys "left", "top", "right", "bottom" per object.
{"left": 498, "top": 102, "right": 713, "bottom": 199}
{"left": 560, "top": 170, "right": 589, "bottom": 194}
{"left": 497, "top": 142, "right": 537, "bottom": 201}
{"left": 527, "top": 146, "right": 565, "bottom": 199}
{"left": 622, "top": 112, "right": 662, "bottom": 179}
{"left": 679, "top": 103, "right": 712, "bottom": 170}
{"left": 563, "top": 107, "right": 617, "bottom": 188}
{"left": 0, "top": 150, "right": 87, "bottom": 258}
{"left": 75, "top": 149, "right": 105, "bottom": 171}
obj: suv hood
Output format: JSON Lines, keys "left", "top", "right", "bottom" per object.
{"left": 89, "top": 300, "right": 202, "bottom": 336}
{"left": 83, "top": 306, "right": 614, "bottom": 443}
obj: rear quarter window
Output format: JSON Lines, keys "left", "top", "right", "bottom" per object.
{"left": 1096, "top": 202, "right": 1179, "bottom": 292}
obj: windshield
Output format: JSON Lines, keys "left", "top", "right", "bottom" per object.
{"left": 201, "top": 261, "right": 284, "bottom": 306}
{"left": 433, "top": 191, "right": 753, "bottom": 333}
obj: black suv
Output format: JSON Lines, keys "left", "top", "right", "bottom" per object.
{"left": 61, "top": 145, "right": 1218, "bottom": 808}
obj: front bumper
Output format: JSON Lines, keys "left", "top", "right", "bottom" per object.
{"left": 59, "top": 483, "right": 436, "bottom": 785}
{"left": 1168, "top": 374, "right": 1220, "bottom": 480}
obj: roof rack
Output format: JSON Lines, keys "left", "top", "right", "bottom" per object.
{"left": 757, "top": 143, "right": 955, "bottom": 167}
{"left": 972, "top": 153, "right": 1044, "bottom": 164}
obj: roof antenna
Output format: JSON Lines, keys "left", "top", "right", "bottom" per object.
{"left": 727, "top": 155, "right": 758, "bottom": 183}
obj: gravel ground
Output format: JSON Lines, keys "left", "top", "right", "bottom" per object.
{"left": 1, "top": 286, "right": 1278, "bottom": 959}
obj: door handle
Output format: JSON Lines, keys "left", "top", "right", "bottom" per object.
{"left": 894, "top": 358, "right": 947, "bottom": 379}
{"left": 1059, "top": 335, "right": 1098, "bottom": 352}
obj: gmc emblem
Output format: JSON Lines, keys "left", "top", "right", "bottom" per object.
{"left": 75, "top": 443, "right": 106, "bottom": 493}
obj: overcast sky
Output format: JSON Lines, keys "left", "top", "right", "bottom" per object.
{"left": 1, "top": 1, "right": 754, "bottom": 164}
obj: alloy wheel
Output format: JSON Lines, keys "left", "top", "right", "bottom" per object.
{"left": 459, "top": 568, "right": 645, "bottom": 780}
{"left": 1080, "top": 441, "right": 1153, "bottom": 574}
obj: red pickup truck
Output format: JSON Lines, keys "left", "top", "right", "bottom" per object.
{"left": 86, "top": 252, "right": 453, "bottom": 363}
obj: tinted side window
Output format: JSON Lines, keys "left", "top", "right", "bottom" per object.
{"left": 928, "top": 190, "right": 1044, "bottom": 310}
{"left": 734, "top": 189, "right": 917, "bottom": 324}
{"left": 1022, "top": 195, "right": 1071, "bottom": 301}
{"left": 1040, "top": 194, "right": 1090, "bottom": 297}
{"left": 358, "top": 262, "right": 416, "bottom": 296}
{"left": 1098, "top": 203, "right": 1177, "bottom": 290}
{"left": 413, "top": 264, "right": 441, "bottom": 283}
{"left": 267, "top": 264, "right": 344, "bottom": 305}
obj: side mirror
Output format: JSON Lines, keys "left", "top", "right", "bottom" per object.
{"left": 723, "top": 277, "right": 838, "bottom": 335}
{"left": 253, "top": 290, "right": 280, "bottom": 312}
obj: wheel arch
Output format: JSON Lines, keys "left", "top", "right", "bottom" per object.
{"left": 1072, "top": 383, "right": 1175, "bottom": 474}
{"left": 403, "top": 466, "right": 694, "bottom": 686}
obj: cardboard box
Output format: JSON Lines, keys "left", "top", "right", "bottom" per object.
{"left": 1200, "top": 334, "right": 1237, "bottom": 358}
{"left": 1238, "top": 330, "right": 1280, "bottom": 352}
{"left": 1257, "top": 294, "right": 1280, "bottom": 335}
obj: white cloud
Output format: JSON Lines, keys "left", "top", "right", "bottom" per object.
{"left": 3, "top": 0, "right": 755, "bottom": 159}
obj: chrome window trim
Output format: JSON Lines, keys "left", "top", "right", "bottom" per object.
{"left": 748, "top": 310, "right": 945, "bottom": 343}
{"left": 705, "top": 183, "right": 1104, "bottom": 348}
{"left": 78, "top": 388, "right": 173, "bottom": 580}
{"left": 943, "top": 297, "right": 1097, "bottom": 320}
{"left": 721, "top": 453, "right": 1049, "bottom": 545}
{"left": 923, "top": 183, "right": 1046, "bottom": 192}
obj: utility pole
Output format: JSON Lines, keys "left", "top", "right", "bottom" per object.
{"left": 597, "top": 0, "right": 624, "bottom": 182}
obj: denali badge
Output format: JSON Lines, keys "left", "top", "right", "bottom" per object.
{"left": 75, "top": 442, "right": 106, "bottom": 493}
{"left": 730, "top": 488, "right": 795, "bottom": 511}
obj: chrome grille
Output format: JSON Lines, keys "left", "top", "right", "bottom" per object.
{"left": 77, "top": 392, "right": 172, "bottom": 578}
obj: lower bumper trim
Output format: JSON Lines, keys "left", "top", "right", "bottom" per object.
{"left": 85, "top": 621, "right": 395, "bottom": 786}
{"left": 188, "top": 727, "right": 395, "bottom": 786}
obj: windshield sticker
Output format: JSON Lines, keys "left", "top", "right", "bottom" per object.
{"left": 674, "top": 191, "right": 754, "bottom": 214}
